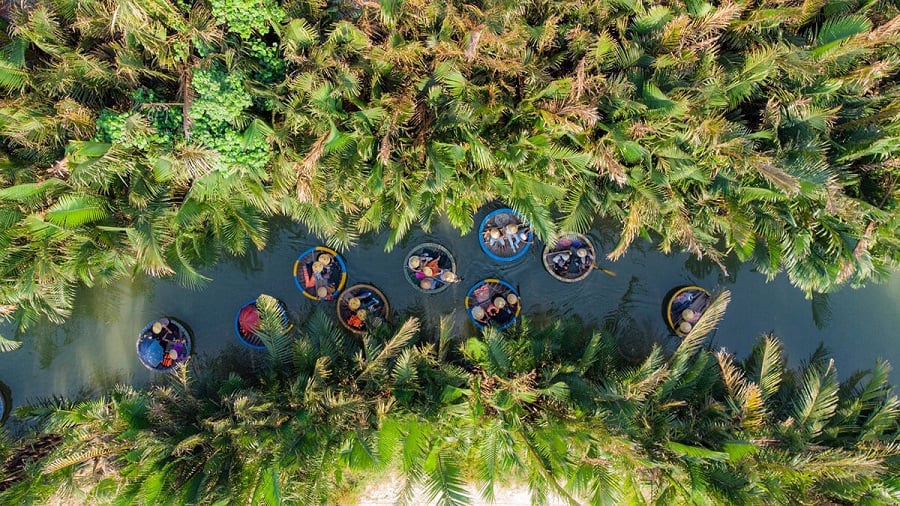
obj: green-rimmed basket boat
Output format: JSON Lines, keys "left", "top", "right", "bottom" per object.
{"left": 404, "top": 243, "right": 460, "bottom": 293}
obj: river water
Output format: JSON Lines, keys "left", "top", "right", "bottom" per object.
{"left": 1, "top": 210, "right": 898, "bottom": 423}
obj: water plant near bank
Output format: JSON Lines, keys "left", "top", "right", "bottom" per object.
{"left": 1, "top": 0, "right": 899, "bottom": 350}
{"left": 0, "top": 296, "right": 898, "bottom": 504}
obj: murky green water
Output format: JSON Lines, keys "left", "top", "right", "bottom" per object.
{"left": 2, "top": 211, "right": 898, "bottom": 423}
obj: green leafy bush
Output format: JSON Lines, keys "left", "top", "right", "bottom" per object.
{"left": 93, "top": 90, "right": 182, "bottom": 150}
{"left": 209, "top": 0, "right": 285, "bottom": 41}
{"left": 190, "top": 67, "right": 272, "bottom": 176}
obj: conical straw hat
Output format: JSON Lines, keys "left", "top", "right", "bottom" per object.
{"left": 506, "top": 293, "right": 518, "bottom": 305}
{"left": 423, "top": 266, "right": 435, "bottom": 277}
{"left": 408, "top": 255, "right": 421, "bottom": 269}
{"left": 472, "top": 306, "right": 486, "bottom": 320}
{"left": 441, "top": 271, "right": 457, "bottom": 282}
{"left": 420, "top": 278, "right": 434, "bottom": 290}
{"left": 348, "top": 297, "right": 361, "bottom": 310}
{"left": 681, "top": 309, "right": 695, "bottom": 321}
{"left": 679, "top": 321, "right": 693, "bottom": 334}
{"left": 356, "top": 309, "right": 368, "bottom": 321}
{"left": 576, "top": 248, "right": 588, "bottom": 258}
{"left": 316, "top": 286, "right": 328, "bottom": 298}
{"left": 318, "top": 253, "right": 332, "bottom": 265}
{"left": 312, "top": 261, "right": 324, "bottom": 273}
{"left": 494, "top": 297, "right": 507, "bottom": 309}
{"left": 505, "top": 223, "right": 518, "bottom": 235}
{"left": 489, "top": 228, "right": 501, "bottom": 239}
{"left": 152, "top": 321, "right": 163, "bottom": 334}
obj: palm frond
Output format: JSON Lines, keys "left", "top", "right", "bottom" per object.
{"left": 791, "top": 359, "right": 839, "bottom": 438}
{"left": 0, "top": 334, "right": 23, "bottom": 352}
{"left": 357, "top": 318, "right": 420, "bottom": 381}
{"left": 679, "top": 289, "right": 732, "bottom": 355}
{"left": 255, "top": 294, "right": 293, "bottom": 371}
{"left": 43, "top": 447, "right": 113, "bottom": 474}
{"left": 44, "top": 194, "right": 109, "bottom": 228}
{"left": 0, "top": 58, "right": 28, "bottom": 92}
{"left": 746, "top": 334, "right": 784, "bottom": 400}
{"left": 423, "top": 446, "right": 470, "bottom": 506}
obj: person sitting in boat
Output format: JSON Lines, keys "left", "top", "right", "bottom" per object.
{"left": 471, "top": 306, "right": 489, "bottom": 325}
{"left": 409, "top": 255, "right": 423, "bottom": 274}
{"left": 439, "top": 270, "right": 460, "bottom": 284}
{"left": 347, "top": 309, "right": 367, "bottom": 330}
{"left": 483, "top": 227, "right": 503, "bottom": 249}
{"left": 502, "top": 224, "right": 532, "bottom": 253}
{"left": 421, "top": 259, "right": 440, "bottom": 278}
{"left": 570, "top": 247, "right": 593, "bottom": 274}
{"left": 316, "top": 285, "right": 334, "bottom": 300}
{"left": 551, "top": 250, "right": 572, "bottom": 274}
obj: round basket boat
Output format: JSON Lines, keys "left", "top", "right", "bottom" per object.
{"left": 404, "top": 243, "right": 460, "bottom": 293}
{"left": 136, "top": 317, "right": 193, "bottom": 372}
{"left": 663, "top": 286, "right": 712, "bottom": 337}
{"left": 337, "top": 284, "right": 390, "bottom": 334}
{"left": 234, "top": 298, "right": 293, "bottom": 349}
{"left": 465, "top": 279, "right": 521, "bottom": 331}
{"left": 293, "top": 246, "right": 348, "bottom": 301}
{"left": 478, "top": 208, "right": 533, "bottom": 262}
{"left": 0, "top": 385, "right": 9, "bottom": 426}
{"left": 542, "top": 233, "right": 596, "bottom": 283}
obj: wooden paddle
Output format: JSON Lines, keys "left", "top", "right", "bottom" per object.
{"left": 593, "top": 264, "right": 617, "bottom": 276}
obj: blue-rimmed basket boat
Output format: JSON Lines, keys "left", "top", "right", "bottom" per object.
{"left": 293, "top": 246, "right": 348, "bottom": 301}
{"left": 478, "top": 208, "right": 532, "bottom": 262}
{"left": 337, "top": 284, "right": 390, "bottom": 334}
{"left": 234, "top": 298, "right": 293, "bottom": 349}
{"left": 136, "top": 317, "right": 193, "bottom": 372}
{"left": 465, "top": 279, "right": 521, "bottom": 331}
{"left": 663, "top": 286, "right": 712, "bottom": 337}
{"left": 542, "top": 233, "right": 596, "bottom": 283}
{"left": 404, "top": 243, "right": 460, "bottom": 293}
{"left": 0, "top": 385, "right": 9, "bottom": 426}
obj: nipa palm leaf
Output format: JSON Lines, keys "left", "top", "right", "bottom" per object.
{"left": 0, "top": 333, "right": 23, "bottom": 352}
{"left": 746, "top": 333, "right": 784, "bottom": 401}
{"left": 357, "top": 317, "right": 420, "bottom": 381}
{"left": 43, "top": 447, "right": 114, "bottom": 474}
{"left": 44, "top": 194, "right": 109, "bottom": 228}
{"left": 791, "top": 359, "right": 839, "bottom": 438}
{"left": 255, "top": 294, "right": 294, "bottom": 372}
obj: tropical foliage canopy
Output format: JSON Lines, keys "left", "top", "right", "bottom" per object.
{"left": 0, "top": 293, "right": 898, "bottom": 504}
{"left": 0, "top": 0, "right": 898, "bottom": 348}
